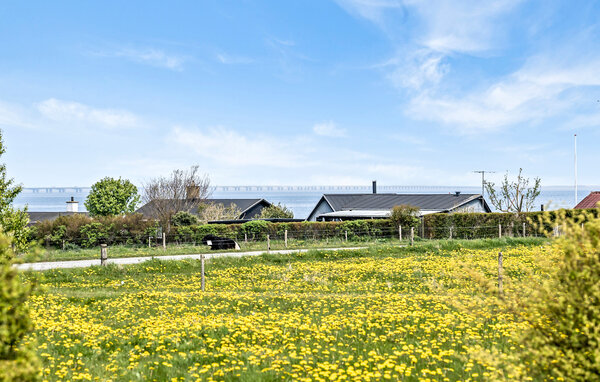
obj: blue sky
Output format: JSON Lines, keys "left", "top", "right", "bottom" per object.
{"left": 1, "top": 0, "right": 599, "bottom": 188}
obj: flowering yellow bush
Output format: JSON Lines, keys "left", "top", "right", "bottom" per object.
{"left": 25, "top": 243, "right": 556, "bottom": 381}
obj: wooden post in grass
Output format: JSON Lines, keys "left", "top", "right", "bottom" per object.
{"left": 523, "top": 222, "right": 526, "bottom": 237}
{"left": 498, "top": 224, "right": 502, "bottom": 238}
{"left": 148, "top": 236, "right": 151, "bottom": 248}
{"left": 284, "top": 230, "right": 288, "bottom": 248}
{"left": 398, "top": 226, "right": 402, "bottom": 241}
{"left": 201, "top": 254, "right": 205, "bottom": 292}
{"left": 498, "top": 251, "right": 503, "bottom": 296}
{"left": 345, "top": 230, "right": 348, "bottom": 242}
{"left": 449, "top": 227, "right": 453, "bottom": 240}
{"left": 410, "top": 227, "right": 414, "bottom": 246}
{"left": 267, "top": 235, "right": 270, "bottom": 251}
{"left": 100, "top": 244, "right": 108, "bottom": 266}
{"left": 62, "top": 240, "right": 65, "bottom": 250}
{"left": 244, "top": 233, "right": 248, "bottom": 243}
{"left": 162, "top": 233, "right": 166, "bottom": 250}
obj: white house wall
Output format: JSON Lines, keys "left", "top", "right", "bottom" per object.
{"left": 452, "top": 199, "right": 486, "bottom": 213}
{"left": 307, "top": 199, "right": 334, "bottom": 221}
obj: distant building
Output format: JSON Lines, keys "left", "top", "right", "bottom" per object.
{"left": 574, "top": 191, "right": 600, "bottom": 209}
{"left": 307, "top": 192, "right": 491, "bottom": 221}
{"left": 136, "top": 198, "right": 272, "bottom": 220}
{"left": 27, "top": 197, "right": 88, "bottom": 225}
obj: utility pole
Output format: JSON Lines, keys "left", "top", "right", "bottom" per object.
{"left": 473, "top": 170, "right": 495, "bottom": 198}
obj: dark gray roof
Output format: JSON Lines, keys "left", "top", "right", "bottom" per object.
{"left": 135, "top": 198, "right": 271, "bottom": 218}
{"left": 311, "top": 193, "right": 490, "bottom": 217}
{"left": 27, "top": 212, "right": 89, "bottom": 225}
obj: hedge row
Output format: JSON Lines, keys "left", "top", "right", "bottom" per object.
{"left": 29, "top": 214, "right": 397, "bottom": 248}
{"left": 422, "top": 209, "right": 599, "bottom": 239}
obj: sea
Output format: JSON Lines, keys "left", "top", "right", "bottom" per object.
{"left": 14, "top": 185, "right": 596, "bottom": 219}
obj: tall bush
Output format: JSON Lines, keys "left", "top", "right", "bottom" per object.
{"left": 0, "top": 233, "right": 40, "bottom": 381}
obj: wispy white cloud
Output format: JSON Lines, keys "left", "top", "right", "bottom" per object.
{"left": 378, "top": 50, "right": 448, "bottom": 91}
{"left": 0, "top": 101, "right": 36, "bottom": 129}
{"left": 37, "top": 98, "right": 139, "bottom": 129}
{"left": 171, "top": 126, "right": 309, "bottom": 168}
{"left": 313, "top": 121, "right": 347, "bottom": 137}
{"left": 92, "top": 47, "right": 185, "bottom": 71}
{"left": 216, "top": 53, "right": 254, "bottom": 65}
{"left": 407, "top": 56, "right": 600, "bottom": 132}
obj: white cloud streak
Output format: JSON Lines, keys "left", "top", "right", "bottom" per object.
{"left": 93, "top": 47, "right": 185, "bottom": 71}
{"left": 37, "top": 98, "right": 139, "bottom": 129}
{"left": 313, "top": 121, "right": 347, "bottom": 137}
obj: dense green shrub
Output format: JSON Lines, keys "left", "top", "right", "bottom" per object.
{"left": 0, "top": 233, "right": 40, "bottom": 381}
{"left": 172, "top": 211, "right": 198, "bottom": 227}
{"left": 423, "top": 209, "right": 599, "bottom": 239}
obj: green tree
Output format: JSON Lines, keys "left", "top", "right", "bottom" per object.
{"left": 0, "top": 233, "right": 40, "bottom": 381}
{"left": 0, "top": 131, "right": 30, "bottom": 253}
{"left": 258, "top": 203, "right": 294, "bottom": 219}
{"left": 389, "top": 204, "right": 420, "bottom": 228}
{"left": 172, "top": 211, "right": 198, "bottom": 227}
{"left": 85, "top": 177, "right": 140, "bottom": 217}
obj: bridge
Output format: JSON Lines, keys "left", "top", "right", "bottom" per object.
{"left": 22, "top": 185, "right": 477, "bottom": 194}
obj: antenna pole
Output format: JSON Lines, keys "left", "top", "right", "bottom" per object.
{"left": 473, "top": 170, "right": 495, "bottom": 198}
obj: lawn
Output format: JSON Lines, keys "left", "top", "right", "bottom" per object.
{"left": 24, "top": 237, "right": 550, "bottom": 381}
{"left": 23, "top": 237, "right": 396, "bottom": 263}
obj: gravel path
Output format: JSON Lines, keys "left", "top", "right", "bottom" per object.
{"left": 16, "top": 247, "right": 367, "bottom": 271}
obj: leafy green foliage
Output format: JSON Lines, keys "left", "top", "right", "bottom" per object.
{"left": 0, "top": 131, "right": 30, "bottom": 253}
{"left": 0, "top": 233, "right": 39, "bottom": 381}
{"left": 389, "top": 204, "right": 420, "bottom": 229}
{"left": 85, "top": 177, "right": 140, "bottom": 217}
{"left": 171, "top": 211, "right": 198, "bottom": 227}
{"left": 241, "top": 220, "right": 272, "bottom": 240}
{"left": 520, "top": 211, "right": 600, "bottom": 379}
{"left": 258, "top": 203, "right": 294, "bottom": 219}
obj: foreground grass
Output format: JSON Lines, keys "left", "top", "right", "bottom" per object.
{"left": 23, "top": 236, "right": 545, "bottom": 263}
{"left": 25, "top": 237, "right": 549, "bottom": 381}
{"left": 23, "top": 238, "right": 385, "bottom": 263}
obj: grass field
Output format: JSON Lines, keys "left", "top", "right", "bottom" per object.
{"left": 23, "top": 237, "right": 396, "bottom": 263}
{"left": 25, "top": 237, "right": 549, "bottom": 381}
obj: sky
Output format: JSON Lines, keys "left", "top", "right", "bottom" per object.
{"left": 1, "top": 0, "right": 599, "bottom": 188}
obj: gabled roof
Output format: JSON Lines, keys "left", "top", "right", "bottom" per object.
{"left": 574, "top": 191, "right": 600, "bottom": 209}
{"left": 135, "top": 198, "right": 271, "bottom": 217}
{"left": 308, "top": 193, "right": 491, "bottom": 219}
{"left": 27, "top": 211, "right": 89, "bottom": 225}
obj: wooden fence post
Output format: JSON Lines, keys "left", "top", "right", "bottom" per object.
{"left": 244, "top": 233, "right": 248, "bottom": 243}
{"left": 410, "top": 227, "right": 414, "bottom": 246}
{"left": 498, "top": 224, "right": 502, "bottom": 238}
{"left": 498, "top": 251, "right": 503, "bottom": 296}
{"left": 267, "top": 235, "right": 270, "bottom": 251}
{"left": 398, "top": 226, "right": 402, "bottom": 241}
{"left": 201, "top": 254, "right": 205, "bottom": 292}
{"left": 449, "top": 227, "right": 453, "bottom": 240}
{"left": 100, "top": 244, "right": 108, "bottom": 266}
{"left": 162, "top": 233, "right": 166, "bottom": 249}
{"left": 522, "top": 222, "right": 526, "bottom": 237}
{"left": 284, "top": 230, "right": 288, "bottom": 248}
{"left": 345, "top": 230, "right": 348, "bottom": 242}
{"left": 148, "top": 236, "right": 151, "bottom": 248}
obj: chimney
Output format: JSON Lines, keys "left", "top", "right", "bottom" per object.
{"left": 372, "top": 180, "right": 377, "bottom": 194}
{"left": 66, "top": 196, "right": 79, "bottom": 213}
{"left": 186, "top": 186, "right": 200, "bottom": 199}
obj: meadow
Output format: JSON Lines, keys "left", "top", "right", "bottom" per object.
{"left": 24, "top": 238, "right": 551, "bottom": 381}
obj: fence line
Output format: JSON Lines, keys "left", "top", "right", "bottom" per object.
{"left": 39, "top": 223, "right": 547, "bottom": 251}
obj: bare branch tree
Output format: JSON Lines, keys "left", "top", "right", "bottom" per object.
{"left": 141, "top": 165, "right": 211, "bottom": 231}
{"left": 198, "top": 203, "right": 241, "bottom": 223}
{"left": 485, "top": 168, "right": 541, "bottom": 213}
